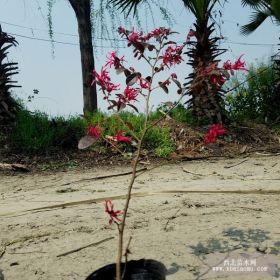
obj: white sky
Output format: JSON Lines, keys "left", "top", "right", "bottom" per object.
{"left": 0, "top": 0, "right": 279, "bottom": 117}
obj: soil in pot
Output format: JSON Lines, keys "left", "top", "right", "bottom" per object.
{"left": 86, "top": 259, "right": 167, "bottom": 280}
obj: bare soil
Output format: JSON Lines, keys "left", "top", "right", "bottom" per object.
{"left": 0, "top": 154, "right": 280, "bottom": 280}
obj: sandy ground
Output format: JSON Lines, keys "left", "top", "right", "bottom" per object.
{"left": 0, "top": 155, "right": 280, "bottom": 280}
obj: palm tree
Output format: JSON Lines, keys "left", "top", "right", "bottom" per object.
{"left": 110, "top": 0, "right": 227, "bottom": 122}
{"left": 241, "top": 0, "right": 280, "bottom": 35}
{"left": 0, "top": 25, "right": 21, "bottom": 123}
{"left": 182, "top": 0, "right": 227, "bottom": 122}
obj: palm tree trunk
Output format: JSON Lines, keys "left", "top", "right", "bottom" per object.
{"left": 68, "top": 0, "right": 97, "bottom": 113}
{"left": 185, "top": 18, "right": 226, "bottom": 123}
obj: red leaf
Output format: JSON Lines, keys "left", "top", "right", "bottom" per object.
{"left": 172, "top": 79, "right": 182, "bottom": 89}
{"left": 159, "top": 82, "right": 169, "bottom": 94}
{"left": 126, "top": 72, "right": 139, "bottom": 86}
{"left": 127, "top": 103, "right": 139, "bottom": 113}
{"left": 78, "top": 135, "right": 98, "bottom": 150}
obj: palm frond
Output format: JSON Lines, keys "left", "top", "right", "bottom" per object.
{"left": 240, "top": 10, "right": 271, "bottom": 34}
{"left": 108, "top": 0, "right": 144, "bottom": 15}
{"left": 182, "top": 0, "right": 197, "bottom": 16}
{"left": 241, "top": 0, "right": 266, "bottom": 8}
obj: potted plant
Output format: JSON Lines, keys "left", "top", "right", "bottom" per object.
{"left": 78, "top": 26, "right": 247, "bottom": 280}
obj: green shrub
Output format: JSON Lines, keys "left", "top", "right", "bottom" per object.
{"left": 10, "top": 110, "right": 55, "bottom": 153}
{"left": 85, "top": 111, "right": 175, "bottom": 157}
{"left": 225, "top": 63, "right": 279, "bottom": 122}
{"left": 10, "top": 110, "right": 86, "bottom": 154}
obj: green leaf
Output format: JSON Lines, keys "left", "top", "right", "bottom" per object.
{"left": 240, "top": 10, "right": 270, "bottom": 35}
{"left": 272, "top": 0, "right": 280, "bottom": 21}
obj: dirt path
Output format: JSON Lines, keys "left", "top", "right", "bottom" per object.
{"left": 0, "top": 155, "right": 280, "bottom": 280}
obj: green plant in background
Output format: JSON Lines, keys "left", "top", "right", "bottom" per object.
{"left": 10, "top": 110, "right": 55, "bottom": 153}
{"left": 85, "top": 111, "right": 175, "bottom": 157}
{"left": 8, "top": 108, "right": 174, "bottom": 157}
{"left": 145, "top": 127, "right": 175, "bottom": 157}
{"left": 10, "top": 110, "right": 86, "bottom": 154}
{"left": 150, "top": 103, "right": 205, "bottom": 126}
{"left": 225, "top": 63, "right": 278, "bottom": 122}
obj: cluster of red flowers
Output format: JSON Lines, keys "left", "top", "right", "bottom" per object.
{"left": 114, "top": 130, "right": 131, "bottom": 143}
{"left": 121, "top": 86, "right": 139, "bottom": 102}
{"left": 104, "top": 200, "right": 122, "bottom": 225}
{"left": 86, "top": 124, "right": 131, "bottom": 144}
{"left": 118, "top": 26, "right": 187, "bottom": 67}
{"left": 92, "top": 67, "right": 120, "bottom": 94}
{"left": 162, "top": 45, "right": 184, "bottom": 67}
{"left": 87, "top": 125, "right": 100, "bottom": 139}
{"left": 210, "top": 75, "right": 226, "bottom": 87}
{"left": 204, "top": 123, "right": 227, "bottom": 145}
{"left": 223, "top": 55, "right": 249, "bottom": 74}
{"left": 118, "top": 26, "right": 171, "bottom": 44}
{"left": 104, "top": 51, "right": 125, "bottom": 69}
{"left": 202, "top": 55, "right": 249, "bottom": 87}
{"left": 143, "top": 27, "right": 171, "bottom": 41}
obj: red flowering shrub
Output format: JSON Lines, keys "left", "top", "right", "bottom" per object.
{"left": 204, "top": 123, "right": 227, "bottom": 145}
{"left": 78, "top": 27, "right": 190, "bottom": 151}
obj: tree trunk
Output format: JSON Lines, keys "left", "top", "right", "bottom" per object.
{"left": 68, "top": 0, "right": 97, "bottom": 113}
{"left": 185, "top": 19, "right": 226, "bottom": 123}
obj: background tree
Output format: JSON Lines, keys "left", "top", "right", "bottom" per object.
{"left": 48, "top": 0, "right": 97, "bottom": 114}
{"left": 182, "top": 0, "right": 227, "bottom": 122}
{"left": 241, "top": 0, "right": 280, "bottom": 122}
{"left": 110, "top": 0, "right": 228, "bottom": 122}
{"left": 47, "top": 0, "right": 172, "bottom": 114}
{"left": 241, "top": 0, "right": 280, "bottom": 35}
{"left": 0, "top": 25, "right": 21, "bottom": 123}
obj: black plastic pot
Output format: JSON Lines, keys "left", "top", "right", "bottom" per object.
{"left": 85, "top": 259, "right": 167, "bottom": 280}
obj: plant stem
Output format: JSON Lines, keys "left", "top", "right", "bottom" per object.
{"left": 115, "top": 128, "right": 146, "bottom": 280}
{"left": 115, "top": 39, "right": 163, "bottom": 280}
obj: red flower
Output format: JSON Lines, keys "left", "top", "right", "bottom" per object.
{"left": 223, "top": 55, "right": 249, "bottom": 74}
{"left": 119, "top": 86, "right": 139, "bottom": 103}
{"left": 87, "top": 125, "right": 100, "bottom": 138}
{"left": 128, "top": 30, "right": 142, "bottom": 44}
{"left": 139, "top": 78, "right": 150, "bottom": 89}
{"left": 105, "top": 51, "right": 125, "bottom": 69}
{"left": 104, "top": 200, "right": 122, "bottom": 225}
{"left": 144, "top": 27, "right": 170, "bottom": 41}
{"left": 114, "top": 131, "right": 131, "bottom": 143}
{"left": 92, "top": 67, "right": 120, "bottom": 93}
{"left": 204, "top": 123, "right": 226, "bottom": 145}
{"left": 162, "top": 45, "right": 184, "bottom": 67}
